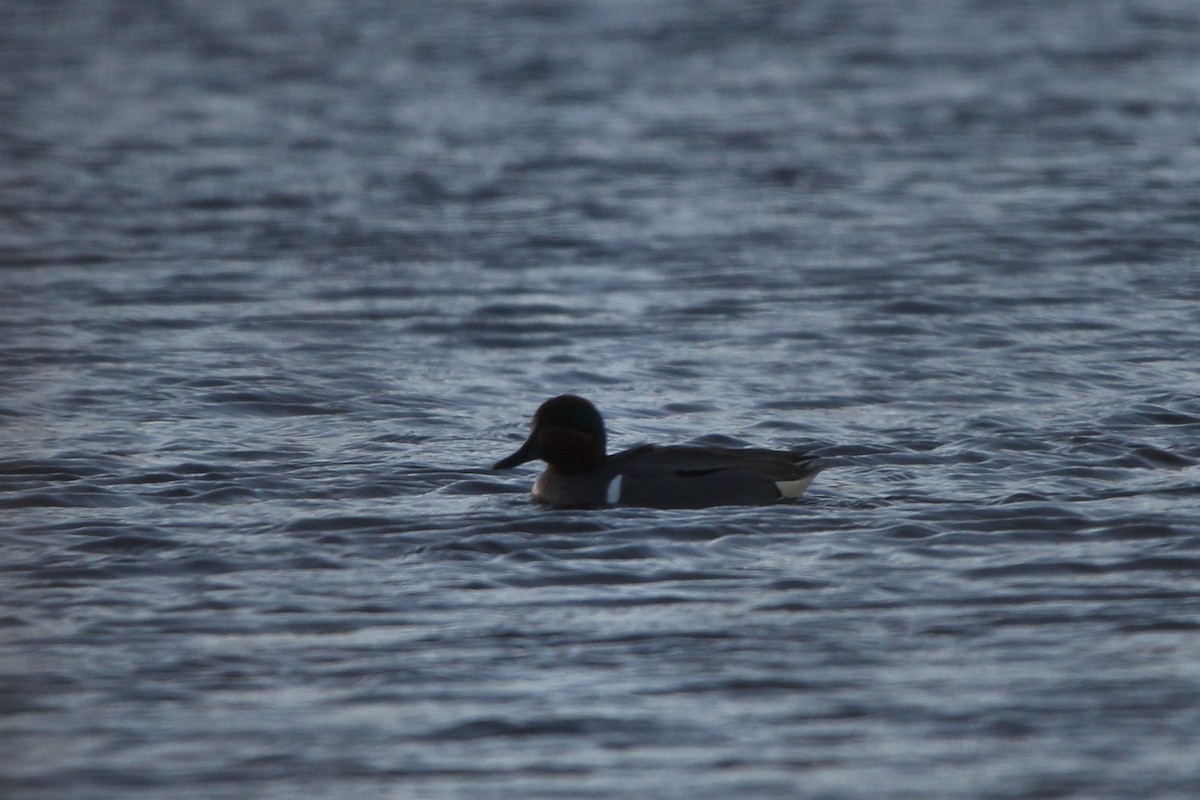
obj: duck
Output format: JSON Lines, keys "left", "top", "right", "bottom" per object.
{"left": 493, "top": 395, "right": 824, "bottom": 509}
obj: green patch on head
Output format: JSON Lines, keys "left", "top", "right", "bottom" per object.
{"left": 538, "top": 395, "right": 606, "bottom": 452}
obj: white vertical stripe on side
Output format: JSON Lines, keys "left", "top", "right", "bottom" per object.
{"left": 606, "top": 474, "right": 623, "bottom": 505}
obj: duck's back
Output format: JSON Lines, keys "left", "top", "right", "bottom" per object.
{"left": 611, "top": 445, "right": 823, "bottom": 509}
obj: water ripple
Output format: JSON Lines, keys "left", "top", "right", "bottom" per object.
{"left": 4, "top": 1, "right": 1200, "bottom": 798}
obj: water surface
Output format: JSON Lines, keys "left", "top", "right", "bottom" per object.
{"left": 3, "top": 1, "right": 1200, "bottom": 798}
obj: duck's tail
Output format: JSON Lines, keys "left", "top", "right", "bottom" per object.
{"left": 776, "top": 457, "right": 826, "bottom": 498}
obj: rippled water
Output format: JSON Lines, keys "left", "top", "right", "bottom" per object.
{"left": 4, "top": 1, "right": 1200, "bottom": 798}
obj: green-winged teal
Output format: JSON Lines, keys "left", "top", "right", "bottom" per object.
{"left": 493, "top": 395, "right": 824, "bottom": 509}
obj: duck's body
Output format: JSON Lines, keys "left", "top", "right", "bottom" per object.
{"left": 493, "top": 395, "right": 823, "bottom": 509}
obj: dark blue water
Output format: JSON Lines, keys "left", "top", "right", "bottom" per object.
{"left": 4, "top": 1, "right": 1200, "bottom": 798}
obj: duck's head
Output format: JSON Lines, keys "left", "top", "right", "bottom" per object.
{"left": 493, "top": 394, "right": 607, "bottom": 474}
